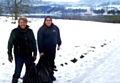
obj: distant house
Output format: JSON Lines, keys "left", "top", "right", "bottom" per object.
{"left": 65, "top": 6, "right": 90, "bottom": 10}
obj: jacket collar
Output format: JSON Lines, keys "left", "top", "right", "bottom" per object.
{"left": 18, "top": 25, "right": 29, "bottom": 32}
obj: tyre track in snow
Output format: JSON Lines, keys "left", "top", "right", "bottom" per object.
{"left": 72, "top": 42, "right": 120, "bottom": 83}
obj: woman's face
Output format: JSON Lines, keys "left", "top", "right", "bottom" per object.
{"left": 45, "top": 18, "right": 52, "bottom": 27}
{"left": 19, "top": 19, "right": 27, "bottom": 29}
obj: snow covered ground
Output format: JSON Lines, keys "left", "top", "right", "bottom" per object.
{"left": 0, "top": 16, "right": 120, "bottom": 83}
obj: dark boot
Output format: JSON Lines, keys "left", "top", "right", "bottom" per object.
{"left": 52, "top": 76, "right": 56, "bottom": 81}
{"left": 12, "top": 78, "right": 18, "bottom": 83}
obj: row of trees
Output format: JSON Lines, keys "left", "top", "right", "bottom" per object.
{"left": 93, "top": 9, "right": 105, "bottom": 15}
{"left": 107, "top": 10, "right": 120, "bottom": 15}
{"left": 93, "top": 9, "right": 120, "bottom": 15}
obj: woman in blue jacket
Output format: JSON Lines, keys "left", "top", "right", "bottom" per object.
{"left": 37, "top": 16, "right": 62, "bottom": 81}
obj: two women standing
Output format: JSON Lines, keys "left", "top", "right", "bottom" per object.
{"left": 7, "top": 16, "right": 62, "bottom": 83}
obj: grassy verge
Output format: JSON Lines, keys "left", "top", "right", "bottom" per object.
{"left": 59, "top": 15, "right": 120, "bottom": 23}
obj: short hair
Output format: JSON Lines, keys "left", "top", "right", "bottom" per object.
{"left": 18, "top": 17, "right": 28, "bottom": 24}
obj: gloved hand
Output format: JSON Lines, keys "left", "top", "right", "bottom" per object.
{"left": 8, "top": 56, "right": 13, "bottom": 63}
{"left": 32, "top": 55, "right": 36, "bottom": 62}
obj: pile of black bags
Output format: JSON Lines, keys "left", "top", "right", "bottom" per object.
{"left": 23, "top": 59, "right": 53, "bottom": 83}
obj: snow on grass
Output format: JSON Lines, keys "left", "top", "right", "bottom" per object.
{"left": 0, "top": 17, "right": 120, "bottom": 83}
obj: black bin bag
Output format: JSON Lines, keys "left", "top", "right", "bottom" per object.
{"left": 36, "top": 59, "right": 53, "bottom": 83}
{"left": 22, "top": 63, "right": 41, "bottom": 83}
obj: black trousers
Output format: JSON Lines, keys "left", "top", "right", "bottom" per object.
{"left": 40, "top": 48, "right": 56, "bottom": 75}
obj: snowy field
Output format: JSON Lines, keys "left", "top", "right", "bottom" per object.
{"left": 0, "top": 16, "right": 120, "bottom": 83}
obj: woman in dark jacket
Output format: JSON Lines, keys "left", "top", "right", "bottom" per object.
{"left": 7, "top": 17, "right": 37, "bottom": 83}
{"left": 37, "top": 16, "right": 62, "bottom": 81}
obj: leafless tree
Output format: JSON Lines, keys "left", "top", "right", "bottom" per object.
{"left": 4, "top": 0, "right": 34, "bottom": 20}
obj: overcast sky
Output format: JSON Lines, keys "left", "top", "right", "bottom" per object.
{"left": 43, "top": 0, "right": 79, "bottom": 2}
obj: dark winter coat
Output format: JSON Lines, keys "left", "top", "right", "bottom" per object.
{"left": 7, "top": 25, "right": 37, "bottom": 56}
{"left": 37, "top": 24, "right": 62, "bottom": 53}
